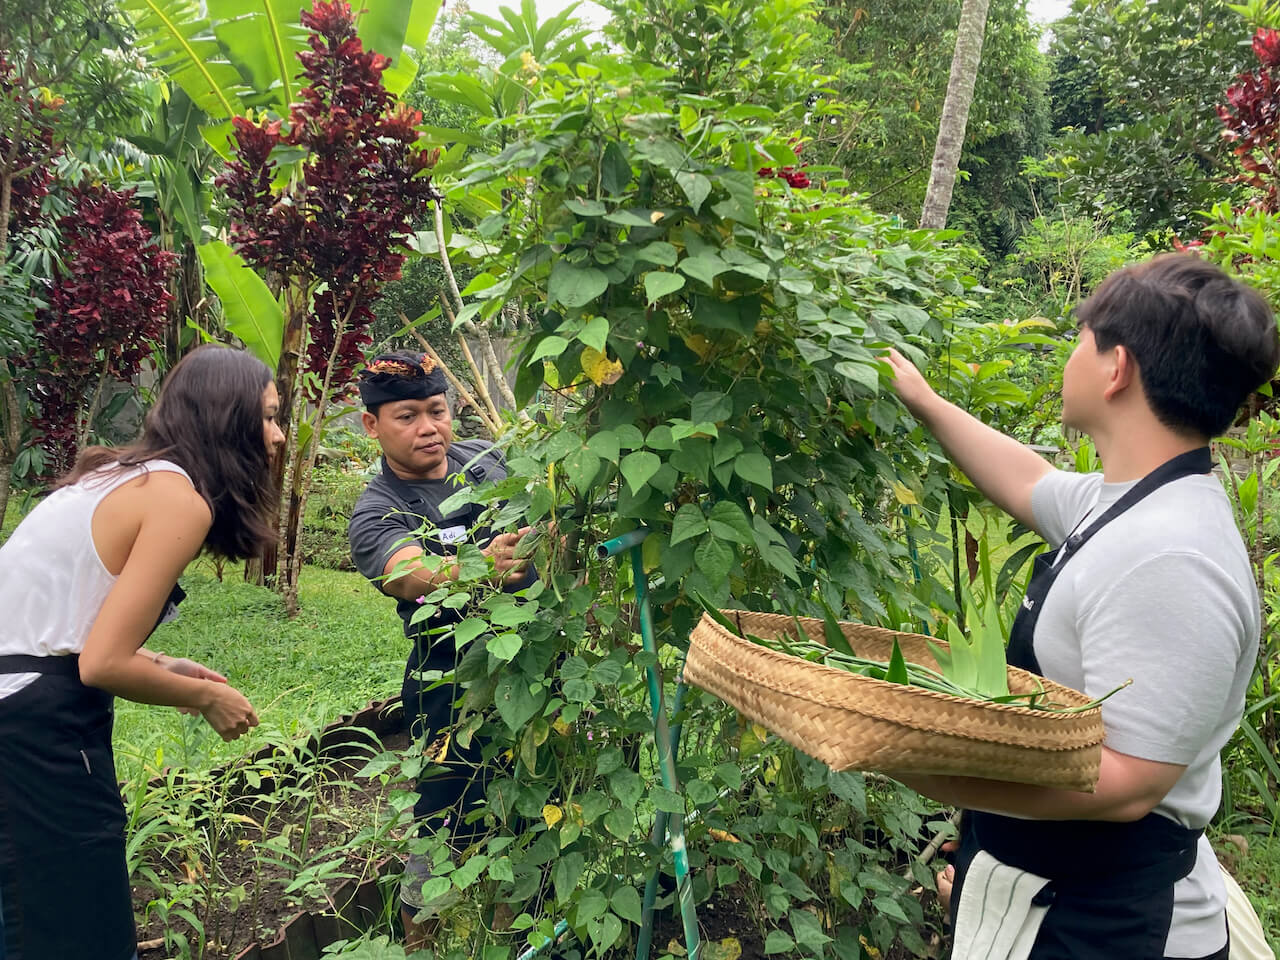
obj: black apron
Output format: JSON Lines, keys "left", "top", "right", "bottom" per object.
{"left": 0, "top": 654, "right": 136, "bottom": 960}
{"left": 952, "top": 447, "right": 1228, "bottom": 960}
{"left": 0, "top": 583, "right": 183, "bottom": 960}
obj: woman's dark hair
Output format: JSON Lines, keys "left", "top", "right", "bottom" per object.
{"left": 59, "top": 345, "right": 278, "bottom": 559}
{"left": 1074, "top": 253, "right": 1280, "bottom": 438}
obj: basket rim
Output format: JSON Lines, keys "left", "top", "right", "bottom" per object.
{"left": 691, "top": 612, "right": 1103, "bottom": 722}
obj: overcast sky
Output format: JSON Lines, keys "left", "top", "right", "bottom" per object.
{"left": 1027, "top": 0, "right": 1071, "bottom": 23}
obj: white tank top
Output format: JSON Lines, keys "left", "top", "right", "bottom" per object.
{"left": 0, "top": 459, "right": 194, "bottom": 699}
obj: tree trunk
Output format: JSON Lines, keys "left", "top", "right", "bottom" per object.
{"left": 248, "top": 286, "right": 307, "bottom": 586}
{"left": 279, "top": 297, "right": 355, "bottom": 615}
{"left": 0, "top": 361, "right": 20, "bottom": 527}
{"left": 919, "top": 0, "right": 991, "bottom": 230}
{"left": 1, "top": 174, "right": 18, "bottom": 524}
{"left": 432, "top": 200, "right": 520, "bottom": 413}
{"left": 1, "top": 170, "right": 12, "bottom": 260}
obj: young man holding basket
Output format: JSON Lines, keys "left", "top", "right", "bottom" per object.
{"left": 886, "top": 254, "right": 1279, "bottom": 960}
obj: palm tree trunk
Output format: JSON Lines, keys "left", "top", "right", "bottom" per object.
{"left": 920, "top": 0, "right": 991, "bottom": 230}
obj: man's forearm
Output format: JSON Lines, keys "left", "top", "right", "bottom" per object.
{"left": 383, "top": 557, "right": 458, "bottom": 600}
{"left": 898, "top": 747, "right": 1182, "bottom": 823}
{"left": 911, "top": 392, "right": 1054, "bottom": 532}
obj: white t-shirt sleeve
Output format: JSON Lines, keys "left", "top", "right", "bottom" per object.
{"left": 1075, "top": 551, "right": 1246, "bottom": 765}
{"left": 1030, "top": 469, "right": 1104, "bottom": 547}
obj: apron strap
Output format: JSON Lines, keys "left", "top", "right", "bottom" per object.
{"left": 1055, "top": 446, "right": 1212, "bottom": 563}
{"left": 0, "top": 654, "right": 80, "bottom": 678}
{"left": 1007, "top": 446, "right": 1212, "bottom": 673}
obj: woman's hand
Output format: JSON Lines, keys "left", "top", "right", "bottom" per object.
{"left": 200, "top": 683, "right": 260, "bottom": 741}
{"left": 161, "top": 656, "right": 227, "bottom": 715}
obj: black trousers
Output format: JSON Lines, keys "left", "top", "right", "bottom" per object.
{"left": 401, "top": 662, "right": 492, "bottom": 849}
{"left": 0, "top": 656, "right": 136, "bottom": 960}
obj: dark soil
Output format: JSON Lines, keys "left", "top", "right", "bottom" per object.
{"left": 646, "top": 888, "right": 943, "bottom": 960}
{"left": 134, "top": 731, "right": 411, "bottom": 960}
{"left": 648, "top": 887, "right": 767, "bottom": 957}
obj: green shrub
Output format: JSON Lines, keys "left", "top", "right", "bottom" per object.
{"left": 299, "top": 464, "right": 371, "bottom": 571}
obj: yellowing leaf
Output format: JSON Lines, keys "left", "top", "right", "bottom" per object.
{"left": 860, "top": 934, "right": 882, "bottom": 958}
{"left": 707, "top": 828, "right": 742, "bottom": 844}
{"left": 702, "top": 939, "right": 743, "bottom": 960}
{"left": 581, "top": 346, "right": 623, "bottom": 386}
{"left": 432, "top": 734, "right": 451, "bottom": 763}
{"left": 543, "top": 360, "right": 562, "bottom": 389}
{"left": 542, "top": 804, "right": 564, "bottom": 828}
{"left": 890, "top": 482, "right": 918, "bottom": 506}
{"left": 552, "top": 719, "right": 571, "bottom": 736}
{"left": 683, "top": 333, "right": 713, "bottom": 359}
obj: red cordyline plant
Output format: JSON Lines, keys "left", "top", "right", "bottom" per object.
{"left": 27, "top": 183, "right": 176, "bottom": 474}
{"left": 215, "top": 0, "right": 438, "bottom": 609}
{"left": 1217, "top": 28, "right": 1280, "bottom": 211}
{"left": 218, "top": 0, "right": 439, "bottom": 405}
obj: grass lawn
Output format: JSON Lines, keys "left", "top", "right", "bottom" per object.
{"left": 1213, "top": 829, "right": 1280, "bottom": 952}
{"left": 113, "top": 559, "right": 405, "bottom": 782}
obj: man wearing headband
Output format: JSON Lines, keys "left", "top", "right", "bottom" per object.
{"left": 347, "top": 350, "right": 536, "bottom": 948}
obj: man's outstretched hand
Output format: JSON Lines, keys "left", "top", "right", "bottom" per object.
{"left": 883, "top": 348, "right": 938, "bottom": 419}
{"left": 484, "top": 526, "right": 534, "bottom": 583}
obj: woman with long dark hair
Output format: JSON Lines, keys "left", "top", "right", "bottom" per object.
{"left": 0, "top": 345, "right": 283, "bottom": 960}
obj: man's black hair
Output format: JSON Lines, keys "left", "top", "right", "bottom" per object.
{"left": 1074, "top": 253, "right": 1280, "bottom": 438}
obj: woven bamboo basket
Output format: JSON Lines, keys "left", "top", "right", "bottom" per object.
{"left": 684, "top": 610, "right": 1104, "bottom": 792}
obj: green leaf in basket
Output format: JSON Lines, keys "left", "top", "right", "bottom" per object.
{"left": 817, "top": 597, "right": 856, "bottom": 657}
{"left": 886, "top": 638, "right": 909, "bottom": 685}
{"left": 789, "top": 613, "right": 810, "bottom": 651}
{"left": 945, "top": 619, "right": 978, "bottom": 691}
{"left": 988, "top": 693, "right": 1042, "bottom": 705}
{"left": 926, "top": 638, "right": 953, "bottom": 675}
{"left": 692, "top": 590, "right": 743, "bottom": 637}
{"left": 975, "top": 600, "right": 1011, "bottom": 699}
{"left": 748, "top": 632, "right": 785, "bottom": 654}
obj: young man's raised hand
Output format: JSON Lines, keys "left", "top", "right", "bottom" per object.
{"left": 883, "top": 347, "right": 1052, "bottom": 533}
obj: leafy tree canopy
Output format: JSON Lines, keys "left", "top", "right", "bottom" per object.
{"left": 1041, "top": 0, "right": 1253, "bottom": 234}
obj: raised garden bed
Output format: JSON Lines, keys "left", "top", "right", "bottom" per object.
{"left": 131, "top": 697, "right": 412, "bottom": 960}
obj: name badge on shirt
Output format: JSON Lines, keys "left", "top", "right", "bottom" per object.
{"left": 438, "top": 525, "right": 468, "bottom": 545}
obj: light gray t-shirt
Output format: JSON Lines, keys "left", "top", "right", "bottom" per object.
{"left": 1030, "top": 468, "right": 1258, "bottom": 957}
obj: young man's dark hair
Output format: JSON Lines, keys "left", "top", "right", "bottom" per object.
{"left": 1073, "top": 253, "right": 1279, "bottom": 438}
